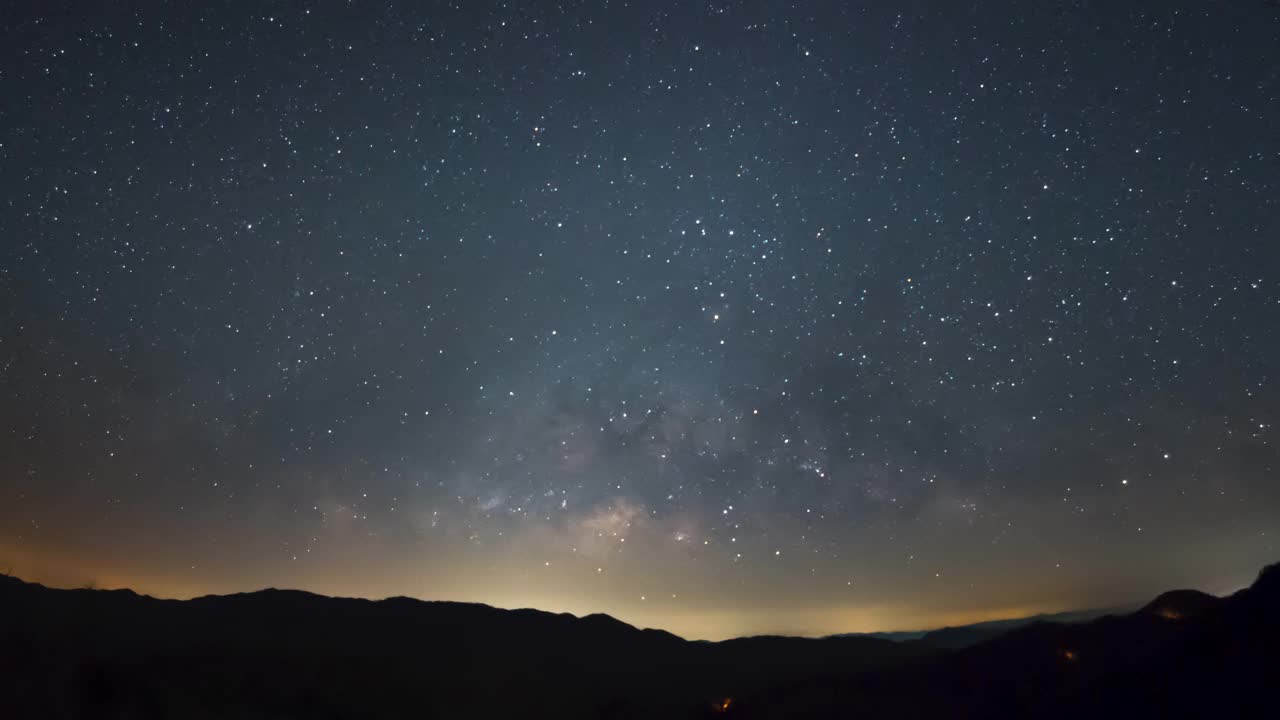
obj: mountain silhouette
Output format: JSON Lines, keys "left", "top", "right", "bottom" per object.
{"left": 732, "top": 562, "right": 1280, "bottom": 719}
{"left": 1, "top": 563, "right": 1276, "bottom": 718}
{"left": 1139, "top": 588, "right": 1221, "bottom": 620}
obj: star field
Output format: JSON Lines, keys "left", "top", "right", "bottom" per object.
{"left": 1, "top": 0, "right": 1277, "bottom": 639}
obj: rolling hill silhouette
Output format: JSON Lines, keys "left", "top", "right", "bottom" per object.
{"left": 1, "top": 562, "right": 1276, "bottom": 718}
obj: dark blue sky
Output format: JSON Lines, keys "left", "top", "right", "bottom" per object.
{"left": 2, "top": 0, "right": 1277, "bottom": 638}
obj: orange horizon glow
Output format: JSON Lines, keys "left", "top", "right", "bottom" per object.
{"left": 3, "top": 549, "right": 1100, "bottom": 641}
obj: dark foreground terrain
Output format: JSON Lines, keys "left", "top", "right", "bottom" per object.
{"left": 1, "top": 562, "right": 1276, "bottom": 719}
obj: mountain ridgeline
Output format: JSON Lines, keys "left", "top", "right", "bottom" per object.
{"left": 1, "top": 562, "right": 1276, "bottom": 719}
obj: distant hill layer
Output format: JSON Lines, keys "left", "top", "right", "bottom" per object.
{"left": 840, "top": 606, "right": 1127, "bottom": 648}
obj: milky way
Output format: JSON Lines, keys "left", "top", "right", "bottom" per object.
{"left": 1, "top": 1, "right": 1277, "bottom": 639}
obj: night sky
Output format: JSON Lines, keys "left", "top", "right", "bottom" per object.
{"left": 2, "top": 1, "right": 1277, "bottom": 640}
